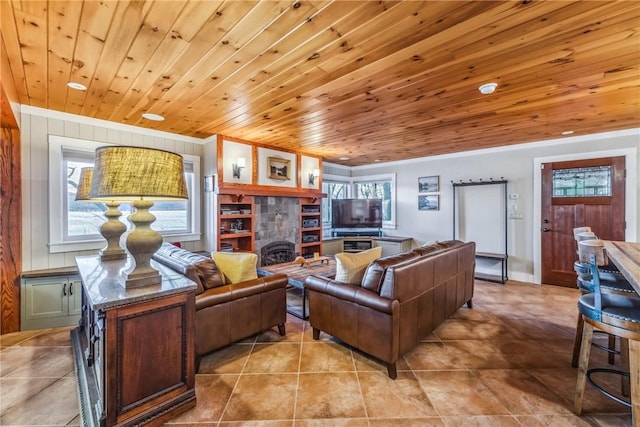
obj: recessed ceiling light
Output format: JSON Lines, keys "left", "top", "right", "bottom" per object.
{"left": 142, "top": 113, "right": 165, "bottom": 121}
{"left": 561, "top": 130, "right": 574, "bottom": 135}
{"left": 339, "top": 156, "right": 350, "bottom": 161}
{"left": 374, "top": 159, "right": 381, "bottom": 162}
{"left": 478, "top": 82, "right": 498, "bottom": 95}
{"left": 67, "top": 82, "right": 87, "bottom": 91}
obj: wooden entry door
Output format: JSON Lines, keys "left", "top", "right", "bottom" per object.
{"left": 541, "top": 156, "right": 625, "bottom": 286}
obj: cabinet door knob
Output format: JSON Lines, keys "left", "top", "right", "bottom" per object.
{"left": 62, "top": 283, "right": 67, "bottom": 296}
{"left": 69, "top": 282, "right": 73, "bottom": 295}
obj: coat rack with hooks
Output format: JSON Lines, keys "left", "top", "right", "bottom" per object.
{"left": 452, "top": 178, "right": 508, "bottom": 284}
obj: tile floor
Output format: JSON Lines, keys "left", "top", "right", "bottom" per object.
{"left": 0, "top": 280, "right": 633, "bottom": 426}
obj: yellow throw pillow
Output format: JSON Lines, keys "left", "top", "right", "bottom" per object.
{"left": 211, "top": 252, "right": 258, "bottom": 284}
{"left": 334, "top": 246, "right": 383, "bottom": 285}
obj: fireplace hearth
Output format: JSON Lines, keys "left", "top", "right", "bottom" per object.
{"left": 261, "top": 241, "right": 295, "bottom": 266}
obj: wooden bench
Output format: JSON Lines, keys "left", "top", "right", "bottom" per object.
{"left": 475, "top": 252, "right": 508, "bottom": 284}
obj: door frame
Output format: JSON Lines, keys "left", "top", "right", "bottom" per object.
{"left": 533, "top": 147, "right": 637, "bottom": 284}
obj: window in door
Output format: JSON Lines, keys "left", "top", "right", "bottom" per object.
{"left": 552, "top": 166, "right": 612, "bottom": 197}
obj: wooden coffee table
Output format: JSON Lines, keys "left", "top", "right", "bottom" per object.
{"left": 257, "top": 258, "right": 336, "bottom": 319}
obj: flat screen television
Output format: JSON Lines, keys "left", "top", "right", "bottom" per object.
{"left": 332, "top": 199, "right": 383, "bottom": 229}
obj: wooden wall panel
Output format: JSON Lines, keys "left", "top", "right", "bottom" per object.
{"left": 1, "top": 126, "right": 21, "bottom": 333}
{"left": 1, "top": 30, "right": 22, "bottom": 332}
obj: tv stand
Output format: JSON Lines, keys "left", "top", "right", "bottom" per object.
{"left": 333, "top": 228, "right": 382, "bottom": 237}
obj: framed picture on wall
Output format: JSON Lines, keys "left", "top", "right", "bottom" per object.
{"left": 267, "top": 157, "right": 291, "bottom": 180}
{"left": 419, "top": 195, "right": 439, "bottom": 211}
{"left": 418, "top": 175, "right": 439, "bottom": 193}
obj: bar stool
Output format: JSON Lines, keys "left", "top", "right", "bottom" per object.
{"left": 571, "top": 234, "right": 636, "bottom": 368}
{"left": 573, "top": 243, "right": 640, "bottom": 423}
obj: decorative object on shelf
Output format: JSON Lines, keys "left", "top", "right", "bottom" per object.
{"left": 418, "top": 175, "right": 439, "bottom": 193}
{"left": 418, "top": 194, "right": 439, "bottom": 211}
{"left": 308, "top": 168, "right": 320, "bottom": 185}
{"left": 75, "top": 167, "right": 127, "bottom": 261}
{"left": 268, "top": 157, "right": 291, "bottom": 180}
{"left": 231, "top": 219, "right": 244, "bottom": 232}
{"left": 91, "top": 146, "right": 189, "bottom": 288}
{"left": 232, "top": 157, "right": 246, "bottom": 179}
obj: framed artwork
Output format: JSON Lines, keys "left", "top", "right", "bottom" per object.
{"left": 418, "top": 175, "right": 439, "bottom": 193}
{"left": 268, "top": 157, "right": 291, "bottom": 180}
{"left": 419, "top": 195, "right": 439, "bottom": 211}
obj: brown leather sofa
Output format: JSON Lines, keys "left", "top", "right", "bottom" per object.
{"left": 305, "top": 240, "right": 475, "bottom": 379}
{"left": 152, "top": 243, "right": 288, "bottom": 368}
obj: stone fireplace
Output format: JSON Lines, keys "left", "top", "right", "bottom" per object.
{"left": 260, "top": 241, "right": 296, "bottom": 266}
{"left": 254, "top": 196, "right": 300, "bottom": 266}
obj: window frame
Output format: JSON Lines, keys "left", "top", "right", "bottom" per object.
{"left": 321, "top": 175, "right": 351, "bottom": 233}
{"left": 48, "top": 135, "right": 201, "bottom": 253}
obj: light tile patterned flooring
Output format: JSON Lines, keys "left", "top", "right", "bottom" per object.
{"left": 0, "top": 280, "right": 633, "bottom": 426}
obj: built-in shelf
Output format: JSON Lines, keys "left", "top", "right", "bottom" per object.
{"left": 300, "top": 198, "right": 322, "bottom": 258}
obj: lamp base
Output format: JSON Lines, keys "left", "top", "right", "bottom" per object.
{"left": 123, "top": 198, "right": 163, "bottom": 289}
{"left": 100, "top": 201, "right": 127, "bottom": 261}
{"left": 100, "top": 248, "right": 126, "bottom": 261}
{"left": 123, "top": 270, "right": 162, "bottom": 288}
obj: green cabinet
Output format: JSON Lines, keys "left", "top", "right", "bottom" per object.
{"left": 21, "top": 275, "right": 82, "bottom": 330}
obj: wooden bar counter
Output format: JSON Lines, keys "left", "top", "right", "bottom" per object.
{"left": 604, "top": 241, "right": 640, "bottom": 294}
{"left": 603, "top": 241, "right": 640, "bottom": 424}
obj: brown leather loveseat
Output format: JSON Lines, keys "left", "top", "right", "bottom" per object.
{"left": 152, "top": 243, "right": 288, "bottom": 368}
{"left": 305, "top": 240, "right": 475, "bottom": 379}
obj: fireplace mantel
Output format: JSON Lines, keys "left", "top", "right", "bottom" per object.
{"left": 217, "top": 185, "right": 326, "bottom": 200}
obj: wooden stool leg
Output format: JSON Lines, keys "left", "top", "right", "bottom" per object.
{"left": 574, "top": 320, "right": 594, "bottom": 415}
{"left": 629, "top": 339, "right": 639, "bottom": 426}
{"left": 608, "top": 334, "right": 616, "bottom": 365}
{"left": 572, "top": 313, "right": 585, "bottom": 368}
{"left": 620, "top": 337, "right": 630, "bottom": 397}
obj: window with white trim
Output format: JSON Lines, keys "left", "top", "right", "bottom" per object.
{"left": 50, "top": 135, "right": 201, "bottom": 253}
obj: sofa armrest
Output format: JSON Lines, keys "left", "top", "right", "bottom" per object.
{"left": 196, "top": 274, "right": 288, "bottom": 310}
{"left": 305, "top": 275, "right": 395, "bottom": 314}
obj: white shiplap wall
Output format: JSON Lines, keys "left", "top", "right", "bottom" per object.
{"left": 20, "top": 108, "right": 205, "bottom": 271}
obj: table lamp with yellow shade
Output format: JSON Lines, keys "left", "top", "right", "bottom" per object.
{"left": 75, "top": 167, "right": 127, "bottom": 261}
{"left": 90, "top": 146, "right": 189, "bottom": 288}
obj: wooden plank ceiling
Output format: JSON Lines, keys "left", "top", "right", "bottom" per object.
{"left": 1, "top": 0, "right": 639, "bottom": 166}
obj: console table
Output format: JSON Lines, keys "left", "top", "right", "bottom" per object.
{"left": 71, "top": 255, "right": 197, "bottom": 427}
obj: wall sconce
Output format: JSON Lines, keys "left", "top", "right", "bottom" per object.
{"left": 232, "top": 157, "right": 246, "bottom": 179}
{"left": 91, "top": 146, "right": 189, "bottom": 288}
{"left": 308, "top": 168, "right": 320, "bottom": 185}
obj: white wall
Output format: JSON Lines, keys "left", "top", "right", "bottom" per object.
{"left": 20, "top": 107, "right": 205, "bottom": 271}
{"left": 350, "top": 129, "right": 640, "bottom": 282}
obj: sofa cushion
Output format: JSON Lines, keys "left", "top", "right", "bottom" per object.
{"left": 335, "top": 246, "right": 382, "bottom": 285}
{"left": 411, "top": 240, "right": 458, "bottom": 256}
{"left": 361, "top": 251, "right": 421, "bottom": 293}
{"left": 212, "top": 252, "right": 258, "bottom": 284}
{"left": 193, "top": 259, "right": 225, "bottom": 290}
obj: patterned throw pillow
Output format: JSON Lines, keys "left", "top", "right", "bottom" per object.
{"left": 334, "top": 246, "right": 383, "bottom": 285}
